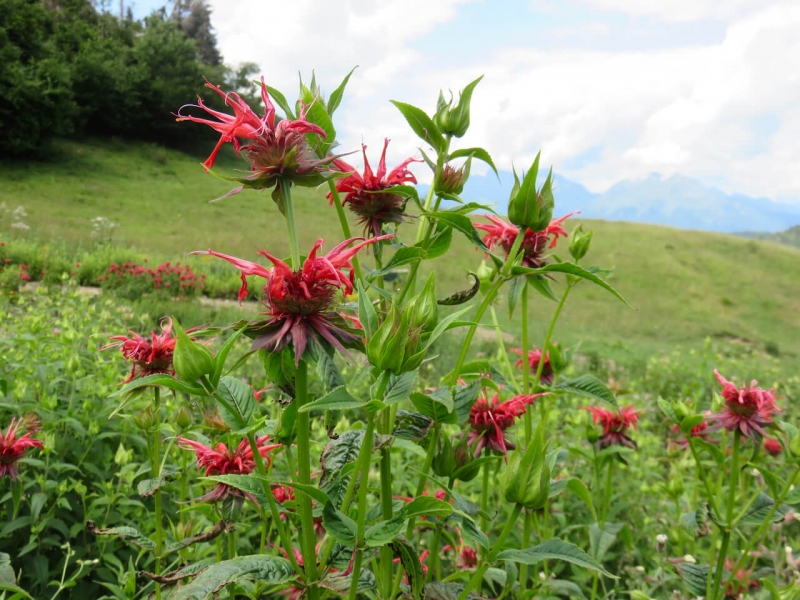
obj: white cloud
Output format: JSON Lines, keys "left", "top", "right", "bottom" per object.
{"left": 208, "top": 0, "right": 800, "bottom": 201}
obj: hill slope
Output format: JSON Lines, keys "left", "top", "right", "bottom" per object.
{"left": 2, "top": 139, "right": 799, "bottom": 368}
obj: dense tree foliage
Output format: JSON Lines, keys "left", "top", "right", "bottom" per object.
{"left": 0, "top": 0, "right": 238, "bottom": 157}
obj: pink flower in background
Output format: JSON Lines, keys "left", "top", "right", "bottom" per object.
{"left": 511, "top": 347, "right": 555, "bottom": 385}
{"left": 711, "top": 370, "right": 778, "bottom": 439}
{"left": 194, "top": 236, "right": 389, "bottom": 362}
{"left": 178, "top": 435, "right": 280, "bottom": 502}
{"left": 583, "top": 405, "right": 640, "bottom": 449}
{"left": 476, "top": 213, "right": 577, "bottom": 268}
{"left": 330, "top": 139, "right": 419, "bottom": 237}
{"left": 468, "top": 391, "right": 544, "bottom": 456}
{"left": 1, "top": 418, "right": 44, "bottom": 480}
{"left": 763, "top": 438, "right": 782, "bottom": 456}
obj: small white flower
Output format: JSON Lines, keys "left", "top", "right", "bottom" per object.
{"left": 656, "top": 534, "right": 668, "bottom": 544}
{"left": 683, "top": 554, "right": 697, "bottom": 563}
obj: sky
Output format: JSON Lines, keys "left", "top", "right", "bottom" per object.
{"left": 130, "top": 0, "right": 800, "bottom": 204}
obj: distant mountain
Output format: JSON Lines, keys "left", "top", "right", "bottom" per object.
{"left": 441, "top": 170, "right": 800, "bottom": 233}
{"left": 738, "top": 224, "right": 800, "bottom": 248}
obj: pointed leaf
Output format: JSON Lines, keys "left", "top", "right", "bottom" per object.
{"left": 322, "top": 502, "right": 358, "bottom": 546}
{"left": 448, "top": 147, "right": 498, "bottom": 178}
{"left": 512, "top": 262, "right": 630, "bottom": 307}
{"left": 216, "top": 376, "right": 256, "bottom": 430}
{"left": 390, "top": 100, "right": 446, "bottom": 155}
{"left": 404, "top": 496, "right": 454, "bottom": 520}
{"left": 498, "top": 538, "right": 616, "bottom": 578}
{"left": 554, "top": 375, "right": 618, "bottom": 409}
{"left": 390, "top": 537, "right": 424, "bottom": 600}
{"left": 170, "top": 555, "right": 294, "bottom": 600}
{"left": 299, "top": 386, "right": 367, "bottom": 413}
{"left": 328, "top": 66, "right": 358, "bottom": 115}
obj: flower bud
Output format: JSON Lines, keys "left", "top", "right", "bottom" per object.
{"left": 629, "top": 592, "right": 653, "bottom": 600}
{"left": 176, "top": 405, "right": 193, "bottom": 430}
{"left": 366, "top": 304, "right": 407, "bottom": 373}
{"left": 666, "top": 470, "right": 685, "bottom": 498}
{"left": 432, "top": 435, "right": 456, "bottom": 479}
{"left": 507, "top": 159, "right": 555, "bottom": 234}
{"left": 453, "top": 435, "right": 481, "bottom": 482}
{"left": 408, "top": 273, "right": 439, "bottom": 334}
{"left": 433, "top": 77, "right": 481, "bottom": 138}
{"left": 503, "top": 420, "right": 550, "bottom": 509}
{"left": 569, "top": 225, "right": 593, "bottom": 261}
{"left": 172, "top": 318, "right": 215, "bottom": 384}
{"left": 476, "top": 260, "right": 495, "bottom": 295}
{"left": 133, "top": 406, "right": 156, "bottom": 430}
{"left": 435, "top": 160, "right": 470, "bottom": 196}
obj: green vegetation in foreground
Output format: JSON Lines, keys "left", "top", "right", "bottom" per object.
{"left": 2, "top": 138, "right": 799, "bottom": 372}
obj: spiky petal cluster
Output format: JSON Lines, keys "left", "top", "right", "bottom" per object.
{"left": 178, "top": 436, "right": 280, "bottom": 503}
{"left": 330, "top": 139, "right": 419, "bottom": 237}
{"left": 177, "top": 78, "right": 331, "bottom": 186}
{"left": 194, "top": 236, "right": 389, "bottom": 362}
{"left": 476, "top": 213, "right": 577, "bottom": 268}
{"left": 511, "top": 347, "right": 554, "bottom": 385}
{"left": 711, "top": 370, "right": 779, "bottom": 439}
{"left": 1, "top": 418, "right": 44, "bottom": 480}
{"left": 467, "top": 391, "right": 544, "bottom": 456}
{"left": 583, "top": 405, "right": 640, "bottom": 449}
{"left": 104, "top": 318, "right": 185, "bottom": 383}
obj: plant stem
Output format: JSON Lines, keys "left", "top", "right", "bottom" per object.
{"left": 688, "top": 438, "right": 721, "bottom": 517}
{"left": 490, "top": 306, "right": 520, "bottom": 394}
{"left": 281, "top": 179, "right": 301, "bottom": 268}
{"left": 294, "top": 360, "right": 319, "bottom": 600}
{"left": 378, "top": 387, "right": 394, "bottom": 598}
{"left": 349, "top": 412, "right": 376, "bottom": 600}
{"left": 459, "top": 504, "right": 523, "bottom": 600}
{"left": 246, "top": 432, "right": 301, "bottom": 574}
{"left": 481, "top": 460, "right": 491, "bottom": 532}
{"left": 327, "top": 180, "right": 362, "bottom": 282}
{"left": 600, "top": 459, "right": 614, "bottom": 527}
{"left": 519, "top": 511, "right": 532, "bottom": 594}
{"left": 710, "top": 430, "right": 740, "bottom": 600}
{"left": 151, "top": 387, "right": 163, "bottom": 600}
{"left": 520, "top": 283, "right": 531, "bottom": 440}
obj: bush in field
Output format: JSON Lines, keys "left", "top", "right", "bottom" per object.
{"left": 97, "top": 260, "right": 205, "bottom": 300}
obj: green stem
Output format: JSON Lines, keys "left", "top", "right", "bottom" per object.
{"left": 600, "top": 459, "right": 613, "bottom": 527}
{"left": 688, "top": 438, "right": 721, "bottom": 517}
{"left": 246, "top": 433, "right": 301, "bottom": 574}
{"left": 379, "top": 395, "right": 394, "bottom": 598}
{"left": 294, "top": 360, "right": 319, "bottom": 600}
{"left": 519, "top": 511, "right": 532, "bottom": 594}
{"left": 349, "top": 412, "right": 376, "bottom": 600}
{"left": 281, "top": 179, "right": 301, "bottom": 268}
{"left": 427, "top": 524, "right": 443, "bottom": 583}
{"left": 151, "top": 387, "right": 163, "bottom": 600}
{"left": 327, "top": 180, "right": 362, "bottom": 283}
{"left": 459, "top": 504, "right": 523, "bottom": 600}
{"left": 520, "top": 283, "right": 531, "bottom": 441}
{"left": 710, "top": 431, "right": 740, "bottom": 599}
{"left": 490, "top": 306, "right": 520, "bottom": 394}
{"left": 481, "top": 460, "right": 491, "bottom": 533}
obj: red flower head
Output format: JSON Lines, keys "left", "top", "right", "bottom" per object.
{"left": 443, "top": 541, "right": 478, "bottom": 569}
{"left": 467, "top": 391, "right": 545, "bottom": 456}
{"left": 722, "top": 558, "right": 758, "bottom": 598}
{"left": 178, "top": 435, "right": 280, "bottom": 503}
{"left": 475, "top": 212, "right": 578, "bottom": 268}
{"left": 711, "top": 370, "right": 779, "bottom": 439}
{"left": 329, "top": 139, "right": 419, "bottom": 238}
{"left": 177, "top": 78, "right": 333, "bottom": 191}
{"left": 193, "top": 236, "right": 389, "bottom": 363}
{"left": 583, "top": 405, "right": 640, "bottom": 449}
{"left": 103, "top": 318, "right": 189, "bottom": 383}
{"left": 1, "top": 418, "right": 44, "bottom": 480}
{"left": 511, "top": 347, "right": 555, "bottom": 385}
{"left": 763, "top": 437, "right": 782, "bottom": 457}
{"left": 671, "top": 418, "right": 711, "bottom": 449}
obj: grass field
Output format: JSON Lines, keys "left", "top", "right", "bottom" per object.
{"left": 3, "top": 137, "right": 799, "bottom": 372}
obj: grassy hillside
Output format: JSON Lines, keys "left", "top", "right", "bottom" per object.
{"left": 3, "top": 138, "right": 799, "bottom": 371}
{"left": 738, "top": 225, "right": 800, "bottom": 249}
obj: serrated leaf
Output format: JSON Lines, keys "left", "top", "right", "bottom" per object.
{"left": 410, "top": 391, "right": 457, "bottom": 425}
{"left": 85, "top": 522, "right": 155, "bottom": 550}
{"left": 202, "top": 474, "right": 270, "bottom": 506}
{"left": 216, "top": 376, "right": 256, "bottom": 430}
{"left": 448, "top": 147, "right": 498, "bottom": 177}
{"left": 327, "top": 66, "right": 357, "bottom": 115}
{"left": 320, "top": 568, "right": 376, "bottom": 594}
{"left": 365, "top": 513, "right": 407, "bottom": 547}
{"left": 137, "top": 477, "right": 168, "bottom": 498}
{"left": 658, "top": 397, "right": 680, "bottom": 424}
{"left": 367, "top": 247, "right": 428, "bottom": 280}
{"left": 404, "top": 497, "right": 453, "bottom": 520}
{"left": 383, "top": 371, "right": 418, "bottom": 406}
{"left": 565, "top": 478, "right": 597, "bottom": 520}
{"left": 418, "top": 228, "right": 453, "bottom": 259}
{"left": 526, "top": 274, "right": 558, "bottom": 301}
{"left": 265, "top": 85, "right": 295, "bottom": 120}
{"left": 588, "top": 522, "right": 622, "bottom": 563}
{"left": 554, "top": 375, "right": 618, "bottom": 408}
{"left": 211, "top": 326, "right": 246, "bottom": 387}
{"left": 170, "top": 555, "right": 295, "bottom": 600}
{"left": 423, "top": 582, "right": 485, "bottom": 600}
{"left": 453, "top": 380, "right": 482, "bottom": 424}
{"left": 425, "top": 211, "right": 487, "bottom": 250}
{"left": 391, "top": 537, "right": 424, "bottom": 600}
{"left": 498, "top": 538, "right": 616, "bottom": 578}
{"left": 676, "top": 562, "right": 709, "bottom": 597}
{"left": 279, "top": 482, "right": 330, "bottom": 506}
{"left": 323, "top": 502, "right": 358, "bottom": 546}
{"left": 393, "top": 411, "right": 433, "bottom": 441}
{"left": 356, "top": 280, "right": 378, "bottom": 340}
{"left": 390, "top": 100, "right": 446, "bottom": 154}
{"left": 317, "top": 349, "right": 346, "bottom": 391}
{"left": 109, "top": 373, "right": 206, "bottom": 399}
{"left": 513, "top": 262, "right": 630, "bottom": 307}
{"left": 737, "top": 492, "right": 788, "bottom": 526}
{"left": 299, "top": 386, "right": 367, "bottom": 413}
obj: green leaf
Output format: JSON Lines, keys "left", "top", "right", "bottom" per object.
{"left": 658, "top": 397, "right": 680, "bottom": 424}
{"left": 85, "top": 521, "right": 155, "bottom": 550}
{"left": 418, "top": 228, "right": 453, "bottom": 259}
{"left": 0, "top": 582, "right": 33, "bottom": 599}
{"left": 588, "top": 522, "right": 623, "bottom": 563}
{"left": 365, "top": 513, "right": 407, "bottom": 547}
{"left": 170, "top": 555, "right": 295, "bottom": 600}
{"left": 512, "top": 262, "right": 630, "bottom": 307}
{"left": 737, "top": 492, "right": 788, "bottom": 526}
{"left": 453, "top": 380, "right": 482, "bottom": 424}
{"left": 0, "top": 552, "right": 15, "bottom": 586}
{"left": 357, "top": 280, "right": 378, "bottom": 340}
{"left": 367, "top": 247, "right": 428, "bottom": 280}
{"left": 202, "top": 474, "right": 270, "bottom": 506}
{"left": 438, "top": 273, "right": 480, "bottom": 307}
{"left": 299, "top": 386, "right": 367, "bottom": 413}
{"left": 390, "top": 537, "right": 424, "bottom": 600}
{"left": 322, "top": 502, "right": 358, "bottom": 546}
{"left": 390, "top": 100, "right": 446, "bottom": 154}
{"left": 137, "top": 477, "right": 168, "bottom": 498}
{"left": 498, "top": 538, "right": 616, "bottom": 578}
{"left": 404, "top": 496, "right": 454, "bottom": 520}
{"left": 316, "top": 349, "right": 346, "bottom": 391}
{"left": 554, "top": 375, "right": 618, "bottom": 409}
{"left": 300, "top": 85, "right": 335, "bottom": 157}
{"left": 216, "top": 376, "right": 255, "bottom": 430}
{"left": 425, "top": 211, "right": 487, "bottom": 250}
{"left": 383, "top": 371, "right": 418, "bottom": 406}
{"left": 423, "top": 581, "right": 485, "bottom": 600}
{"left": 410, "top": 391, "right": 457, "bottom": 425}
{"left": 459, "top": 514, "right": 490, "bottom": 549}
{"left": 109, "top": 373, "right": 206, "bottom": 399}
{"left": 211, "top": 326, "right": 246, "bottom": 387}
{"left": 327, "top": 66, "right": 358, "bottom": 115}
{"left": 448, "top": 147, "right": 499, "bottom": 177}
{"left": 393, "top": 411, "right": 433, "bottom": 441}
{"left": 266, "top": 85, "right": 295, "bottom": 120}
{"left": 320, "top": 568, "right": 376, "bottom": 595}
{"left": 279, "top": 482, "right": 330, "bottom": 506}
{"left": 526, "top": 274, "right": 558, "bottom": 301}
{"left": 676, "top": 562, "right": 709, "bottom": 597}
{"left": 565, "top": 478, "right": 597, "bottom": 520}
